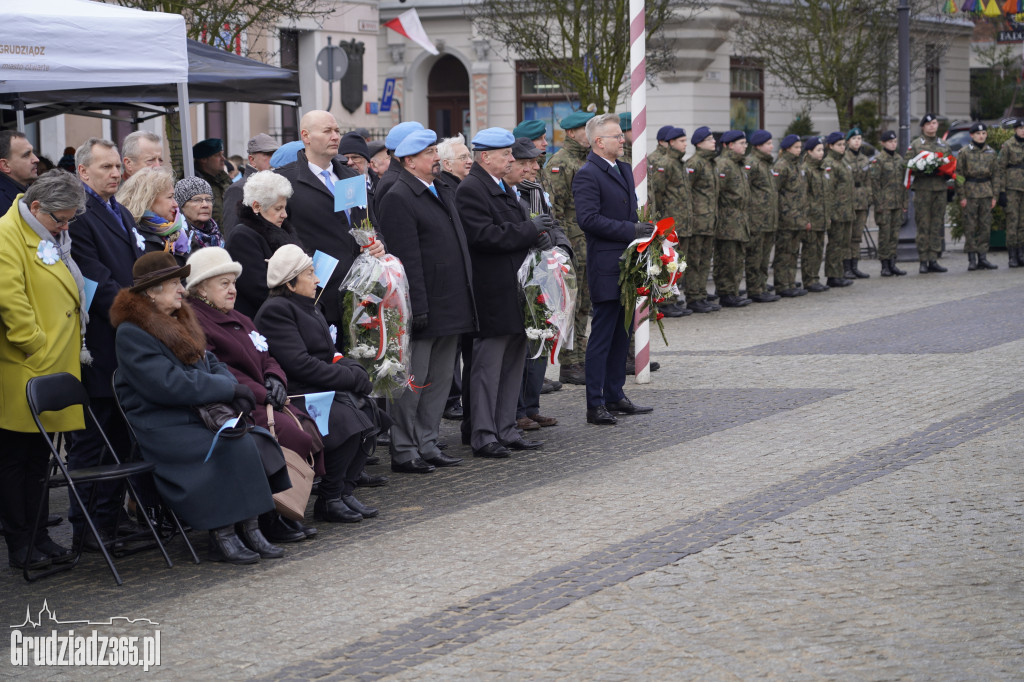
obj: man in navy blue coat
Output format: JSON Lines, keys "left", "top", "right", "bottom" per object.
{"left": 68, "top": 138, "right": 145, "bottom": 547}
{"left": 572, "top": 114, "right": 654, "bottom": 425}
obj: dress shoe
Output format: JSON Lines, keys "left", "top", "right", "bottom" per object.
{"left": 687, "top": 299, "right": 716, "bottom": 313}
{"left": 437, "top": 439, "right": 448, "bottom": 450}
{"left": 626, "top": 359, "right": 660, "bottom": 375}
{"left": 237, "top": 518, "right": 284, "bottom": 559}
{"left": 9, "top": 546, "right": 52, "bottom": 569}
{"left": 890, "top": 259, "right": 907, "bottom": 276}
{"left": 376, "top": 432, "right": 391, "bottom": 446}
{"left": 473, "top": 442, "right": 511, "bottom": 458}
{"left": 502, "top": 437, "right": 543, "bottom": 450}
{"left": 541, "top": 378, "right": 562, "bottom": 394}
{"left": 313, "top": 497, "right": 363, "bottom": 523}
{"left": 559, "top": 363, "right": 586, "bottom": 385}
{"left": 424, "top": 452, "right": 463, "bottom": 467}
{"left": 516, "top": 416, "right": 541, "bottom": 430}
{"left": 357, "top": 471, "right": 389, "bottom": 487}
{"left": 606, "top": 397, "right": 654, "bottom": 415}
{"left": 390, "top": 457, "right": 436, "bottom": 474}
{"left": 719, "top": 294, "right": 751, "bottom": 307}
{"left": 46, "top": 513, "right": 62, "bottom": 528}
{"left": 442, "top": 403, "right": 464, "bottom": 420}
{"left": 528, "top": 413, "right": 557, "bottom": 427}
{"left": 977, "top": 253, "right": 998, "bottom": 269}
{"left": 258, "top": 512, "right": 306, "bottom": 543}
{"left": 777, "top": 288, "right": 807, "bottom": 297}
{"left": 826, "top": 277, "right": 851, "bottom": 287}
{"left": 35, "top": 537, "right": 74, "bottom": 564}
{"left": 850, "top": 258, "right": 870, "bottom": 278}
{"left": 341, "top": 494, "right": 379, "bottom": 518}
{"left": 749, "top": 292, "right": 780, "bottom": 303}
{"left": 927, "top": 260, "right": 947, "bottom": 273}
{"left": 806, "top": 282, "right": 830, "bottom": 292}
{"left": 208, "top": 526, "right": 260, "bottom": 564}
{"left": 586, "top": 405, "right": 618, "bottom": 425}
{"left": 280, "top": 515, "right": 317, "bottom": 538}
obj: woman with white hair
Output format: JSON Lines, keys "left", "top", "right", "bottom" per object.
{"left": 226, "top": 170, "right": 306, "bottom": 318}
{"left": 117, "top": 166, "right": 190, "bottom": 264}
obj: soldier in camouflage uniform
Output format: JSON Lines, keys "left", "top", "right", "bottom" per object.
{"left": 801, "top": 136, "right": 830, "bottom": 292}
{"left": 619, "top": 112, "right": 632, "bottom": 164}
{"left": 823, "top": 131, "right": 854, "bottom": 287}
{"left": 956, "top": 123, "right": 999, "bottom": 271}
{"left": 996, "top": 118, "right": 1024, "bottom": 267}
{"left": 907, "top": 113, "right": 949, "bottom": 273}
{"left": 744, "top": 130, "right": 781, "bottom": 302}
{"left": 713, "top": 130, "right": 752, "bottom": 307}
{"left": 684, "top": 127, "right": 721, "bottom": 313}
{"left": 543, "top": 110, "right": 595, "bottom": 384}
{"left": 773, "top": 134, "right": 810, "bottom": 296}
{"left": 870, "top": 130, "right": 908, "bottom": 276}
{"left": 844, "top": 128, "right": 872, "bottom": 278}
{"left": 648, "top": 125, "right": 693, "bottom": 317}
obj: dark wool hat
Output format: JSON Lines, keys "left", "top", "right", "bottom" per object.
{"left": 192, "top": 138, "right": 223, "bottom": 159}
{"left": 691, "top": 126, "right": 712, "bottom": 145}
{"left": 656, "top": 125, "right": 686, "bottom": 142}
{"left": 920, "top": 113, "right": 937, "bottom": 126}
{"left": 513, "top": 120, "right": 547, "bottom": 140}
{"left": 825, "top": 131, "right": 845, "bottom": 146}
{"left": 880, "top": 130, "right": 897, "bottom": 142}
{"left": 779, "top": 134, "right": 801, "bottom": 150}
{"left": 512, "top": 137, "right": 543, "bottom": 159}
{"left": 339, "top": 132, "right": 371, "bottom": 161}
{"left": 750, "top": 130, "right": 772, "bottom": 147}
{"left": 969, "top": 122, "right": 987, "bottom": 134}
{"left": 720, "top": 130, "right": 745, "bottom": 145}
{"left": 129, "top": 251, "right": 190, "bottom": 294}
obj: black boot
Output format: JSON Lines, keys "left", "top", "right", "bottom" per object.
{"left": 1009, "top": 247, "right": 1021, "bottom": 268}
{"left": 890, "top": 258, "right": 907, "bottom": 276}
{"left": 341, "top": 494, "right": 379, "bottom": 518}
{"left": 919, "top": 261, "right": 929, "bottom": 274}
{"left": 927, "top": 260, "right": 948, "bottom": 273}
{"left": 237, "top": 517, "right": 284, "bottom": 558}
{"left": 967, "top": 252, "right": 978, "bottom": 271}
{"left": 851, "top": 258, "right": 870, "bottom": 278}
{"left": 978, "top": 252, "right": 998, "bottom": 270}
{"left": 842, "top": 259, "right": 857, "bottom": 279}
{"left": 880, "top": 258, "right": 893, "bottom": 277}
{"left": 314, "top": 496, "right": 362, "bottom": 523}
{"left": 826, "top": 277, "right": 851, "bottom": 288}
{"left": 258, "top": 511, "right": 306, "bottom": 543}
{"left": 208, "top": 526, "right": 260, "bottom": 564}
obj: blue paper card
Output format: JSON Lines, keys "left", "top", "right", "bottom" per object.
{"left": 334, "top": 175, "right": 368, "bottom": 213}
{"left": 83, "top": 278, "right": 98, "bottom": 313}
{"left": 303, "top": 391, "right": 334, "bottom": 436}
{"left": 312, "top": 250, "right": 339, "bottom": 287}
{"left": 204, "top": 415, "right": 241, "bottom": 462}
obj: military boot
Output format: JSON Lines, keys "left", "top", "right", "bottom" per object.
{"left": 967, "top": 252, "right": 978, "bottom": 271}
{"left": 559, "top": 363, "right": 586, "bottom": 385}
{"left": 850, "top": 259, "right": 870, "bottom": 278}
{"left": 977, "top": 252, "right": 998, "bottom": 270}
{"left": 890, "top": 259, "right": 907, "bottom": 276}
{"left": 842, "top": 259, "right": 857, "bottom": 280}
{"left": 1009, "top": 247, "right": 1021, "bottom": 268}
{"left": 919, "top": 261, "right": 929, "bottom": 274}
{"left": 927, "top": 260, "right": 948, "bottom": 273}
{"left": 826, "top": 277, "right": 852, "bottom": 288}
{"left": 880, "top": 258, "right": 893, "bottom": 277}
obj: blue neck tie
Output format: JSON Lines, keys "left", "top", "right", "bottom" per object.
{"left": 499, "top": 180, "right": 506, "bottom": 191}
{"left": 427, "top": 184, "right": 438, "bottom": 198}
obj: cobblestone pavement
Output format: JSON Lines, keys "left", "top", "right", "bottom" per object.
{"left": 2, "top": 251, "right": 1022, "bottom": 680}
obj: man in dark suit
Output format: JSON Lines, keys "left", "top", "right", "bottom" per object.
{"left": 68, "top": 137, "right": 145, "bottom": 547}
{"left": 572, "top": 114, "right": 654, "bottom": 425}
{"left": 371, "top": 121, "right": 425, "bottom": 217}
{"left": 275, "top": 110, "right": 384, "bottom": 348}
{"left": 0, "top": 131, "right": 39, "bottom": 214}
{"left": 455, "top": 128, "right": 551, "bottom": 458}
{"left": 377, "top": 129, "right": 477, "bottom": 473}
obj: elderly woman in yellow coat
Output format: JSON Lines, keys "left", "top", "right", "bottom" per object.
{"left": 0, "top": 170, "right": 89, "bottom": 570}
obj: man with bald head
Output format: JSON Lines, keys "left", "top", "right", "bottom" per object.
{"left": 275, "top": 110, "right": 384, "bottom": 349}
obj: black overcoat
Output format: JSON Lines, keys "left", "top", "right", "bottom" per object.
{"left": 225, "top": 207, "right": 306, "bottom": 319}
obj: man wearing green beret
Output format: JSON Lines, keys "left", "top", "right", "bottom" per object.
{"left": 192, "top": 138, "right": 232, "bottom": 226}
{"left": 619, "top": 112, "right": 632, "bottom": 164}
{"left": 543, "top": 110, "right": 594, "bottom": 385}
{"left": 512, "top": 120, "right": 548, "bottom": 156}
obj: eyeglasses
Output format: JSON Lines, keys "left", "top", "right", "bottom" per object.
{"left": 48, "top": 212, "right": 78, "bottom": 226}
{"left": 454, "top": 154, "right": 472, "bottom": 161}
{"left": 598, "top": 134, "right": 625, "bottom": 141}
{"left": 187, "top": 196, "right": 214, "bottom": 205}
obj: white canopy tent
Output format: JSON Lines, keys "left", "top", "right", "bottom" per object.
{"left": 0, "top": 0, "right": 196, "bottom": 173}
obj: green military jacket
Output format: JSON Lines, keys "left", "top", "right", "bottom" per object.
{"left": 869, "top": 149, "right": 907, "bottom": 212}
{"left": 714, "top": 149, "right": 750, "bottom": 242}
{"left": 648, "top": 145, "right": 692, "bottom": 238}
{"left": 774, "top": 151, "right": 809, "bottom": 231}
{"left": 198, "top": 168, "right": 233, "bottom": 226}
{"left": 621, "top": 141, "right": 632, "bottom": 165}
{"left": 996, "top": 134, "right": 1024, "bottom": 193}
{"left": 844, "top": 148, "right": 873, "bottom": 210}
{"left": 802, "top": 155, "right": 829, "bottom": 232}
{"left": 542, "top": 137, "right": 590, "bottom": 239}
{"left": 686, "top": 147, "right": 718, "bottom": 237}
{"left": 747, "top": 148, "right": 778, "bottom": 233}
{"left": 907, "top": 134, "right": 950, "bottom": 192}
{"left": 955, "top": 142, "right": 998, "bottom": 201}
{"left": 824, "top": 149, "right": 854, "bottom": 222}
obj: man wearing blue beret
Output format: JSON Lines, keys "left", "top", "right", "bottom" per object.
{"left": 844, "top": 128, "right": 873, "bottom": 278}
{"left": 745, "top": 130, "right": 781, "bottom": 303}
{"left": 772, "top": 134, "right": 810, "bottom": 297}
{"left": 823, "top": 131, "right": 854, "bottom": 287}
{"left": 648, "top": 125, "right": 693, "bottom": 318}
{"left": 372, "top": 121, "right": 425, "bottom": 215}
{"left": 684, "top": 127, "right": 721, "bottom": 312}
{"left": 713, "top": 130, "right": 752, "bottom": 307}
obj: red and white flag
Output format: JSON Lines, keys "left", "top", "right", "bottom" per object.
{"left": 383, "top": 9, "right": 439, "bottom": 55}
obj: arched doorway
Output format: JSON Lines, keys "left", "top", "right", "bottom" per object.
{"left": 427, "top": 55, "right": 470, "bottom": 138}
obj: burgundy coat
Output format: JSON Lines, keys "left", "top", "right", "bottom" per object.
{"left": 191, "top": 298, "right": 324, "bottom": 473}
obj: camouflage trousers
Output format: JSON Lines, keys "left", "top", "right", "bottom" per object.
{"left": 875, "top": 208, "right": 903, "bottom": 260}
{"left": 772, "top": 229, "right": 803, "bottom": 291}
{"left": 559, "top": 232, "right": 590, "bottom": 366}
{"left": 849, "top": 209, "right": 868, "bottom": 258}
{"left": 744, "top": 231, "right": 775, "bottom": 295}
{"left": 913, "top": 189, "right": 946, "bottom": 261}
{"left": 963, "top": 197, "right": 993, "bottom": 254}
{"left": 684, "top": 234, "right": 714, "bottom": 302}
{"left": 665, "top": 235, "right": 689, "bottom": 305}
{"left": 800, "top": 230, "right": 825, "bottom": 285}
{"left": 825, "top": 219, "right": 852, "bottom": 278}
{"left": 712, "top": 238, "right": 745, "bottom": 296}
{"left": 1004, "top": 190, "right": 1024, "bottom": 249}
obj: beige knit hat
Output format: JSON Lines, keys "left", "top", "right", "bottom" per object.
{"left": 266, "top": 244, "right": 313, "bottom": 288}
{"left": 185, "top": 247, "right": 242, "bottom": 292}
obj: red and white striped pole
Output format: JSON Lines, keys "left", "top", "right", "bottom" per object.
{"left": 629, "top": 0, "right": 651, "bottom": 384}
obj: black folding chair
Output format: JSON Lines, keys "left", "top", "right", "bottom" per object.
{"left": 25, "top": 373, "right": 173, "bottom": 586}
{"left": 111, "top": 371, "right": 200, "bottom": 564}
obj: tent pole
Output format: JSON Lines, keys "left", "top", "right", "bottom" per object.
{"left": 15, "top": 98, "right": 25, "bottom": 133}
{"left": 177, "top": 82, "right": 194, "bottom": 178}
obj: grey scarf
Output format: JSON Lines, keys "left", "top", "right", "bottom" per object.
{"left": 19, "top": 200, "right": 93, "bottom": 365}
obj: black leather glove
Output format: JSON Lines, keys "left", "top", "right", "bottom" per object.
{"left": 999, "top": 191, "right": 1008, "bottom": 208}
{"left": 354, "top": 367, "right": 374, "bottom": 396}
{"left": 535, "top": 231, "right": 554, "bottom": 250}
{"left": 264, "top": 375, "right": 287, "bottom": 410}
{"left": 412, "top": 314, "right": 429, "bottom": 332}
{"left": 230, "top": 383, "right": 257, "bottom": 416}
{"left": 635, "top": 222, "right": 656, "bottom": 239}
{"left": 531, "top": 214, "right": 554, "bottom": 233}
